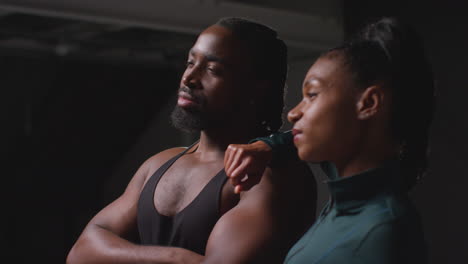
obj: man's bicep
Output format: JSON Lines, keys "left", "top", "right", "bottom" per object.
{"left": 204, "top": 201, "right": 274, "bottom": 264}
{"left": 204, "top": 170, "right": 276, "bottom": 264}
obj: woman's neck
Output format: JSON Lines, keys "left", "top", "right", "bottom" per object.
{"left": 335, "top": 133, "right": 399, "bottom": 178}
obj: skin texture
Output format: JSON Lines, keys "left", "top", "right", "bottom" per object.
{"left": 67, "top": 24, "right": 316, "bottom": 264}
{"left": 224, "top": 140, "right": 273, "bottom": 193}
{"left": 288, "top": 55, "right": 364, "bottom": 168}
{"left": 225, "top": 53, "right": 399, "bottom": 190}
{"left": 288, "top": 54, "right": 397, "bottom": 176}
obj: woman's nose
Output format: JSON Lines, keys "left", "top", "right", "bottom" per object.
{"left": 287, "top": 102, "right": 303, "bottom": 124}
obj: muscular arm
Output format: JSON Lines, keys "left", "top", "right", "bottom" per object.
{"left": 66, "top": 148, "right": 204, "bottom": 264}
{"left": 203, "top": 173, "right": 274, "bottom": 264}
{"left": 203, "top": 162, "right": 316, "bottom": 264}
{"left": 68, "top": 140, "right": 314, "bottom": 264}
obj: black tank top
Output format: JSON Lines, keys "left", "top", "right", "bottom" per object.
{"left": 137, "top": 145, "right": 228, "bottom": 255}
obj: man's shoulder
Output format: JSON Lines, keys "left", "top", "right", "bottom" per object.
{"left": 148, "top": 147, "right": 187, "bottom": 162}
{"left": 139, "top": 147, "right": 188, "bottom": 180}
{"left": 242, "top": 159, "right": 316, "bottom": 216}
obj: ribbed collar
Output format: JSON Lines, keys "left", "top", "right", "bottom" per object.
{"left": 321, "top": 160, "right": 407, "bottom": 211}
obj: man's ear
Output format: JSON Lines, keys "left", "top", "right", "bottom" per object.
{"left": 356, "top": 85, "right": 385, "bottom": 120}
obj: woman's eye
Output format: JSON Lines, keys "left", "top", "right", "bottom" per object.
{"left": 307, "top": 92, "right": 317, "bottom": 98}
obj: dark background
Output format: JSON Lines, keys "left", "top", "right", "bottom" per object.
{"left": 1, "top": 0, "right": 467, "bottom": 263}
{"left": 344, "top": 1, "right": 468, "bottom": 263}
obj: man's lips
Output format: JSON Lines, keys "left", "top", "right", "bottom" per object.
{"left": 177, "top": 91, "right": 199, "bottom": 108}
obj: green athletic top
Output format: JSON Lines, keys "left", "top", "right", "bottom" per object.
{"left": 255, "top": 132, "right": 427, "bottom": 264}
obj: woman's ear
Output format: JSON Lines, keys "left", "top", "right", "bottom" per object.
{"left": 356, "top": 85, "right": 385, "bottom": 120}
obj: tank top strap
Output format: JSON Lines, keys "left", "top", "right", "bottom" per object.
{"left": 157, "top": 140, "right": 199, "bottom": 174}
{"left": 141, "top": 140, "right": 199, "bottom": 200}
{"left": 137, "top": 140, "right": 232, "bottom": 253}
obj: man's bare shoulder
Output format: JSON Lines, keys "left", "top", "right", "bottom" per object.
{"left": 240, "top": 159, "right": 315, "bottom": 202}
{"left": 247, "top": 160, "right": 317, "bottom": 215}
{"left": 142, "top": 147, "right": 188, "bottom": 178}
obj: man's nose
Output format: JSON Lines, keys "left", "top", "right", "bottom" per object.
{"left": 182, "top": 67, "right": 201, "bottom": 89}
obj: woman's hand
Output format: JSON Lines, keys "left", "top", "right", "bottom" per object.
{"left": 224, "top": 141, "right": 273, "bottom": 193}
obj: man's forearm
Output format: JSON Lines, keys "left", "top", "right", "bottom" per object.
{"left": 67, "top": 225, "right": 204, "bottom": 264}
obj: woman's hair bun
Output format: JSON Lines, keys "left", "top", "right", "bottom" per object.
{"left": 358, "top": 17, "right": 426, "bottom": 65}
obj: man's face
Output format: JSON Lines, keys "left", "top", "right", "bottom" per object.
{"left": 171, "top": 25, "right": 255, "bottom": 132}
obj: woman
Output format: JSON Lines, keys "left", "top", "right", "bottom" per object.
{"left": 224, "top": 17, "right": 435, "bottom": 263}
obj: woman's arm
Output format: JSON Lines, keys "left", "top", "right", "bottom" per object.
{"left": 224, "top": 131, "right": 297, "bottom": 193}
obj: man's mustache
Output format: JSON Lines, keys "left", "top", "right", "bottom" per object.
{"left": 178, "top": 86, "right": 205, "bottom": 105}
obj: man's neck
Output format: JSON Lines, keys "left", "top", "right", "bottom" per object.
{"left": 195, "top": 125, "right": 260, "bottom": 162}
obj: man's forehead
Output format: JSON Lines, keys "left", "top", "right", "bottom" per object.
{"left": 190, "top": 27, "right": 253, "bottom": 66}
{"left": 189, "top": 48, "right": 225, "bottom": 64}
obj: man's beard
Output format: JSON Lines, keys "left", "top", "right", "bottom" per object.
{"left": 170, "top": 105, "right": 209, "bottom": 133}
{"left": 171, "top": 85, "right": 210, "bottom": 133}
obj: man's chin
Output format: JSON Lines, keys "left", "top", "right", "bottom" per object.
{"left": 170, "top": 106, "right": 205, "bottom": 133}
{"left": 176, "top": 102, "right": 201, "bottom": 112}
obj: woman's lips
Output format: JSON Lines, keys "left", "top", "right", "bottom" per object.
{"left": 292, "top": 128, "right": 302, "bottom": 142}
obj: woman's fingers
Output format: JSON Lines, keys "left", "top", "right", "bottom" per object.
{"left": 234, "top": 173, "right": 262, "bottom": 193}
{"left": 230, "top": 152, "right": 257, "bottom": 185}
{"left": 224, "top": 145, "right": 237, "bottom": 176}
{"left": 225, "top": 144, "right": 244, "bottom": 177}
{"left": 231, "top": 155, "right": 252, "bottom": 178}
{"left": 231, "top": 156, "right": 264, "bottom": 193}
{"left": 224, "top": 141, "right": 272, "bottom": 193}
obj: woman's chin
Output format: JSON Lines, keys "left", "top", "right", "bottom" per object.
{"left": 298, "top": 148, "right": 323, "bottom": 163}
{"left": 297, "top": 149, "right": 313, "bottom": 162}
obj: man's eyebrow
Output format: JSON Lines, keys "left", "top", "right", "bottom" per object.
{"left": 189, "top": 49, "right": 225, "bottom": 64}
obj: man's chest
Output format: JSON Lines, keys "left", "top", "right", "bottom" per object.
{"left": 151, "top": 156, "right": 236, "bottom": 216}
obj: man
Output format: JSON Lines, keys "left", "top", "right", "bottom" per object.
{"left": 67, "top": 17, "right": 316, "bottom": 264}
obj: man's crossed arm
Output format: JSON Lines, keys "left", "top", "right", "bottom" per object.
{"left": 66, "top": 146, "right": 297, "bottom": 264}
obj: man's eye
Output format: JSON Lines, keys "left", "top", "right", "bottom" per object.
{"left": 186, "top": 61, "right": 194, "bottom": 67}
{"left": 307, "top": 92, "right": 317, "bottom": 98}
{"left": 207, "top": 67, "right": 221, "bottom": 75}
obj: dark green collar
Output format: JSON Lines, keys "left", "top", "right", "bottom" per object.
{"left": 320, "top": 160, "right": 406, "bottom": 211}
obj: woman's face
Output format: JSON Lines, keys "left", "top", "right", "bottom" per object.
{"left": 288, "top": 55, "right": 363, "bottom": 163}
